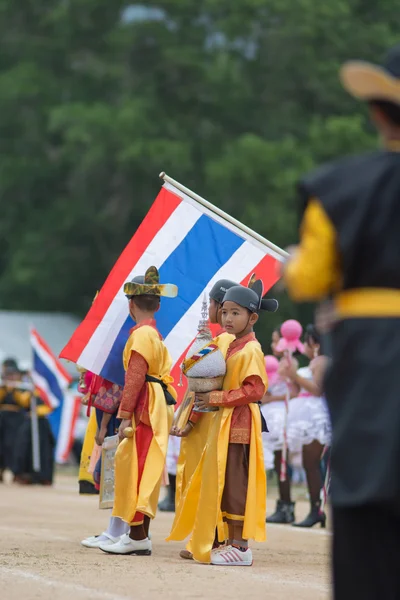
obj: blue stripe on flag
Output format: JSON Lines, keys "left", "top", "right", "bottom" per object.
{"left": 100, "top": 214, "right": 244, "bottom": 385}
{"left": 33, "top": 351, "right": 64, "bottom": 440}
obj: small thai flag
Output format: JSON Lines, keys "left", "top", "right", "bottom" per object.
{"left": 30, "top": 328, "right": 78, "bottom": 463}
{"left": 60, "top": 179, "right": 284, "bottom": 396}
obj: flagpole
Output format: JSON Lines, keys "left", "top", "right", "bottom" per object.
{"left": 159, "top": 172, "right": 289, "bottom": 261}
{"left": 30, "top": 393, "right": 41, "bottom": 474}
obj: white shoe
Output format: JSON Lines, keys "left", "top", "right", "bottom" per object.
{"left": 211, "top": 543, "right": 227, "bottom": 554}
{"left": 211, "top": 545, "right": 253, "bottom": 566}
{"left": 81, "top": 533, "right": 119, "bottom": 548}
{"left": 99, "top": 534, "right": 152, "bottom": 555}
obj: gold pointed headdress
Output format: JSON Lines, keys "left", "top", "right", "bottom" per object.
{"left": 123, "top": 266, "right": 178, "bottom": 298}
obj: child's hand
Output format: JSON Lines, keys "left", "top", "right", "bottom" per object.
{"left": 278, "top": 357, "right": 297, "bottom": 381}
{"left": 95, "top": 426, "right": 107, "bottom": 446}
{"left": 195, "top": 392, "right": 211, "bottom": 411}
{"left": 171, "top": 423, "right": 193, "bottom": 437}
{"left": 118, "top": 419, "right": 132, "bottom": 441}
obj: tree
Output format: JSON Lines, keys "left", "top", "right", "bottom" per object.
{"left": 0, "top": 0, "right": 398, "bottom": 347}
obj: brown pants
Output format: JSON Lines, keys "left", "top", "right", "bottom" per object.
{"left": 221, "top": 443, "right": 250, "bottom": 523}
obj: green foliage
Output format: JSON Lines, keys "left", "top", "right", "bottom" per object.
{"left": 0, "top": 1, "right": 398, "bottom": 347}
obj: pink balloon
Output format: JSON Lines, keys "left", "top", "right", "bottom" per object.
{"left": 264, "top": 355, "right": 279, "bottom": 385}
{"left": 281, "top": 320, "right": 303, "bottom": 341}
{"left": 265, "top": 355, "right": 279, "bottom": 374}
{"left": 275, "top": 319, "right": 305, "bottom": 354}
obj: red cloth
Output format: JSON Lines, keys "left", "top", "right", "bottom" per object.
{"left": 118, "top": 352, "right": 149, "bottom": 424}
{"left": 86, "top": 374, "right": 120, "bottom": 416}
{"left": 131, "top": 422, "right": 154, "bottom": 525}
{"left": 93, "top": 382, "right": 123, "bottom": 415}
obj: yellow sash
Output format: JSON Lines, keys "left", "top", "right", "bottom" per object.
{"left": 78, "top": 408, "right": 96, "bottom": 486}
{"left": 112, "top": 325, "right": 176, "bottom": 524}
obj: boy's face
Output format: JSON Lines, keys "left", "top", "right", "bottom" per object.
{"left": 208, "top": 298, "right": 219, "bottom": 324}
{"left": 221, "top": 301, "right": 258, "bottom": 337}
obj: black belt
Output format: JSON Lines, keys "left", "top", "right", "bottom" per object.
{"left": 258, "top": 403, "right": 268, "bottom": 433}
{"left": 145, "top": 375, "right": 176, "bottom": 406}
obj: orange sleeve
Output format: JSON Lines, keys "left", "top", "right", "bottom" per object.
{"left": 208, "top": 375, "right": 265, "bottom": 407}
{"left": 188, "top": 408, "right": 202, "bottom": 424}
{"left": 117, "top": 351, "right": 148, "bottom": 420}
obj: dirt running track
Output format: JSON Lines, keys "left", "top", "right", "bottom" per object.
{"left": 0, "top": 474, "right": 331, "bottom": 600}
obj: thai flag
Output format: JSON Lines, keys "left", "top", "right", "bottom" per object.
{"left": 30, "top": 328, "right": 78, "bottom": 463}
{"left": 60, "top": 181, "right": 284, "bottom": 392}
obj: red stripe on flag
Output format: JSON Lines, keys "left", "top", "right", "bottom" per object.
{"left": 34, "top": 384, "right": 52, "bottom": 409}
{"left": 60, "top": 187, "right": 182, "bottom": 363}
{"left": 31, "top": 328, "right": 72, "bottom": 383}
{"left": 171, "top": 255, "right": 280, "bottom": 406}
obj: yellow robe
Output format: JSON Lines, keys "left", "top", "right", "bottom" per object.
{"left": 78, "top": 408, "right": 96, "bottom": 487}
{"left": 112, "top": 325, "right": 176, "bottom": 525}
{"left": 167, "top": 339, "right": 267, "bottom": 563}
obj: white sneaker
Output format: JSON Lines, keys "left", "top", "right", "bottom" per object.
{"left": 211, "top": 545, "right": 253, "bottom": 566}
{"left": 211, "top": 543, "right": 228, "bottom": 554}
{"left": 81, "top": 533, "right": 119, "bottom": 548}
{"left": 99, "top": 534, "right": 152, "bottom": 556}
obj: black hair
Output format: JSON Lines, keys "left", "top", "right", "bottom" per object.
{"left": 304, "top": 324, "right": 321, "bottom": 346}
{"left": 369, "top": 100, "right": 400, "bottom": 127}
{"left": 131, "top": 295, "right": 160, "bottom": 312}
{"left": 2, "top": 358, "right": 19, "bottom": 371}
{"left": 272, "top": 325, "right": 281, "bottom": 336}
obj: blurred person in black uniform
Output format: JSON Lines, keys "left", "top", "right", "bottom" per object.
{"left": 0, "top": 358, "right": 31, "bottom": 482}
{"left": 13, "top": 384, "right": 55, "bottom": 486}
{"left": 282, "top": 45, "right": 400, "bottom": 600}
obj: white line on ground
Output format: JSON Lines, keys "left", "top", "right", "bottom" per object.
{"left": 0, "top": 567, "right": 131, "bottom": 600}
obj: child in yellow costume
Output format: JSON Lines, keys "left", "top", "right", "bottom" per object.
{"left": 167, "top": 281, "right": 278, "bottom": 565}
{"left": 171, "top": 279, "right": 237, "bottom": 560}
{"left": 100, "top": 266, "right": 178, "bottom": 556}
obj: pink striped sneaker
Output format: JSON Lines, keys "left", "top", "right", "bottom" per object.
{"left": 211, "top": 545, "right": 253, "bottom": 566}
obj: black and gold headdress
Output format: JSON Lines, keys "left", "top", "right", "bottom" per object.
{"left": 220, "top": 272, "right": 279, "bottom": 313}
{"left": 123, "top": 266, "right": 178, "bottom": 298}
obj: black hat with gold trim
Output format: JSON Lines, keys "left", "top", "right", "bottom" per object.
{"left": 123, "top": 266, "right": 178, "bottom": 299}
{"left": 340, "top": 44, "right": 400, "bottom": 106}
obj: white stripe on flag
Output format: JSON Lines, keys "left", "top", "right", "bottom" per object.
{"left": 55, "top": 391, "right": 77, "bottom": 463}
{"left": 78, "top": 199, "right": 203, "bottom": 373}
{"left": 30, "top": 371, "right": 60, "bottom": 409}
{"left": 163, "top": 181, "right": 285, "bottom": 263}
{"left": 31, "top": 337, "right": 70, "bottom": 390}
{"left": 164, "top": 241, "right": 266, "bottom": 365}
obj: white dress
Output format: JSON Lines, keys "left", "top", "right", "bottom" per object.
{"left": 287, "top": 364, "right": 331, "bottom": 453}
{"left": 261, "top": 379, "right": 289, "bottom": 470}
{"left": 166, "top": 435, "right": 181, "bottom": 476}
